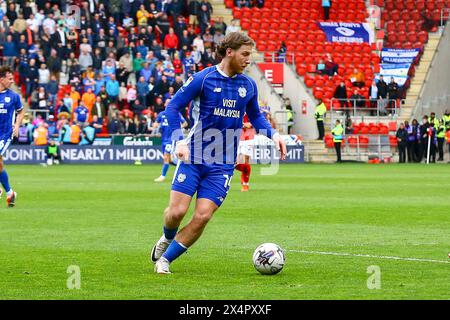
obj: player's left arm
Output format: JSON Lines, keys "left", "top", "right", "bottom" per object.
{"left": 246, "top": 82, "right": 286, "bottom": 160}
{"left": 13, "top": 95, "right": 25, "bottom": 137}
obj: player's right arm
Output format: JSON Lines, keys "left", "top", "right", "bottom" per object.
{"left": 166, "top": 71, "right": 206, "bottom": 160}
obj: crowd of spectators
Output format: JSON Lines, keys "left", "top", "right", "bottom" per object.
{"left": 234, "top": 0, "right": 265, "bottom": 9}
{"left": 332, "top": 75, "right": 401, "bottom": 116}
{"left": 0, "top": 0, "right": 245, "bottom": 145}
{"left": 396, "top": 112, "right": 450, "bottom": 163}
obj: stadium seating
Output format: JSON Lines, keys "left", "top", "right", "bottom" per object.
{"left": 380, "top": 0, "right": 448, "bottom": 48}
{"left": 231, "top": 0, "right": 377, "bottom": 110}
{"left": 350, "top": 122, "right": 390, "bottom": 135}
{"left": 232, "top": 0, "right": 447, "bottom": 116}
{"left": 375, "top": 0, "right": 448, "bottom": 103}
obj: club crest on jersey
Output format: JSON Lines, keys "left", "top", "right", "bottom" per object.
{"left": 238, "top": 87, "right": 247, "bottom": 98}
{"left": 177, "top": 173, "right": 186, "bottom": 183}
{"left": 4, "top": 97, "right": 10, "bottom": 103}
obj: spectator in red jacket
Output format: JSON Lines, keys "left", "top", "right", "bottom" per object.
{"left": 163, "top": 28, "right": 179, "bottom": 58}
{"left": 324, "top": 53, "right": 338, "bottom": 77}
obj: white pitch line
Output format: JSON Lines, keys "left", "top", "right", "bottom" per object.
{"left": 287, "top": 249, "right": 450, "bottom": 264}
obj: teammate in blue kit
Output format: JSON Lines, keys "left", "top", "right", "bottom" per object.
{"left": 153, "top": 106, "right": 188, "bottom": 182}
{"left": 150, "top": 33, "right": 287, "bottom": 274}
{"left": 0, "top": 66, "right": 25, "bottom": 207}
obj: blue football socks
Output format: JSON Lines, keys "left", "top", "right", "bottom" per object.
{"left": 163, "top": 226, "right": 178, "bottom": 240}
{"left": 161, "top": 163, "right": 169, "bottom": 177}
{"left": 162, "top": 240, "right": 187, "bottom": 263}
{"left": 0, "top": 170, "right": 11, "bottom": 193}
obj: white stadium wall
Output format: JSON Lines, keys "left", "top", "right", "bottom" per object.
{"left": 415, "top": 22, "right": 450, "bottom": 118}
{"left": 283, "top": 64, "right": 318, "bottom": 140}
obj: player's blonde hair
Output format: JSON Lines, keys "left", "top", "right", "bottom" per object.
{"left": 216, "top": 32, "right": 255, "bottom": 59}
{"left": 0, "top": 66, "right": 13, "bottom": 78}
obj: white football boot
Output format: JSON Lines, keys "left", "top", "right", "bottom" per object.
{"left": 6, "top": 191, "right": 17, "bottom": 208}
{"left": 154, "top": 257, "right": 171, "bottom": 274}
{"left": 150, "top": 235, "right": 172, "bottom": 263}
{"left": 154, "top": 176, "right": 165, "bottom": 182}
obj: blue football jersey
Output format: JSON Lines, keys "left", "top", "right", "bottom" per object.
{"left": 166, "top": 65, "right": 276, "bottom": 166}
{"left": 75, "top": 106, "right": 88, "bottom": 123}
{"left": 156, "top": 110, "right": 185, "bottom": 144}
{"left": 0, "top": 89, "right": 23, "bottom": 138}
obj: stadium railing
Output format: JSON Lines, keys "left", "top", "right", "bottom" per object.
{"left": 343, "top": 135, "right": 395, "bottom": 162}
{"left": 324, "top": 133, "right": 396, "bottom": 162}
{"left": 329, "top": 98, "right": 400, "bottom": 128}
{"left": 28, "top": 109, "right": 50, "bottom": 119}
{"left": 273, "top": 110, "right": 295, "bottom": 135}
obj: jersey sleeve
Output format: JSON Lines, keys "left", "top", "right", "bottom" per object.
{"left": 245, "top": 79, "right": 277, "bottom": 139}
{"left": 166, "top": 71, "right": 205, "bottom": 138}
{"left": 155, "top": 113, "right": 162, "bottom": 124}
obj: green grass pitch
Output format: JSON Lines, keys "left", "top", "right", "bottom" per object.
{"left": 0, "top": 163, "right": 449, "bottom": 299}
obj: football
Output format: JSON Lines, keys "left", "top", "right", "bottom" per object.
{"left": 252, "top": 243, "right": 285, "bottom": 275}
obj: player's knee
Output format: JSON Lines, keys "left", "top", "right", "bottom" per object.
{"left": 193, "top": 209, "right": 213, "bottom": 226}
{"left": 166, "top": 204, "right": 188, "bottom": 221}
{"left": 164, "top": 154, "right": 170, "bottom": 163}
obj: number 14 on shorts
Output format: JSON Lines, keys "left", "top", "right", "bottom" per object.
{"left": 223, "top": 174, "right": 233, "bottom": 193}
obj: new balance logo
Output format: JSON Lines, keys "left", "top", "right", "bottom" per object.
{"left": 213, "top": 88, "right": 222, "bottom": 93}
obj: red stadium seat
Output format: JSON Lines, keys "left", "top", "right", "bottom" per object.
{"left": 418, "top": 31, "right": 429, "bottom": 43}
{"left": 360, "top": 126, "right": 370, "bottom": 134}
{"left": 389, "top": 135, "right": 398, "bottom": 147}
{"left": 296, "top": 65, "right": 307, "bottom": 76}
{"left": 305, "top": 77, "right": 315, "bottom": 88}
{"left": 307, "top": 64, "right": 317, "bottom": 73}
{"left": 416, "top": 1, "right": 426, "bottom": 11}
{"left": 348, "top": 136, "right": 358, "bottom": 148}
{"left": 388, "top": 121, "right": 397, "bottom": 131}
{"left": 359, "top": 136, "right": 369, "bottom": 148}
{"left": 379, "top": 126, "right": 389, "bottom": 134}
{"left": 370, "top": 126, "right": 380, "bottom": 135}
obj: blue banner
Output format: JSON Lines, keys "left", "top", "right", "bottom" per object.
{"left": 381, "top": 48, "right": 420, "bottom": 64}
{"left": 318, "top": 22, "right": 373, "bottom": 43}
{"left": 378, "top": 63, "right": 411, "bottom": 86}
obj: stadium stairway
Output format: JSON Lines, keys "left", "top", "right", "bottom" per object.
{"left": 377, "top": 0, "right": 446, "bottom": 123}
{"left": 303, "top": 140, "right": 336, "bottom": 163}
{"left": 398, "top": 34, "right": 441, "bottom": 123}
{"left": 210, "top": 0, "right": 236, "bottom": 26}
{"left": 222, "top": 0, "right": 445, "bottom": 162}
